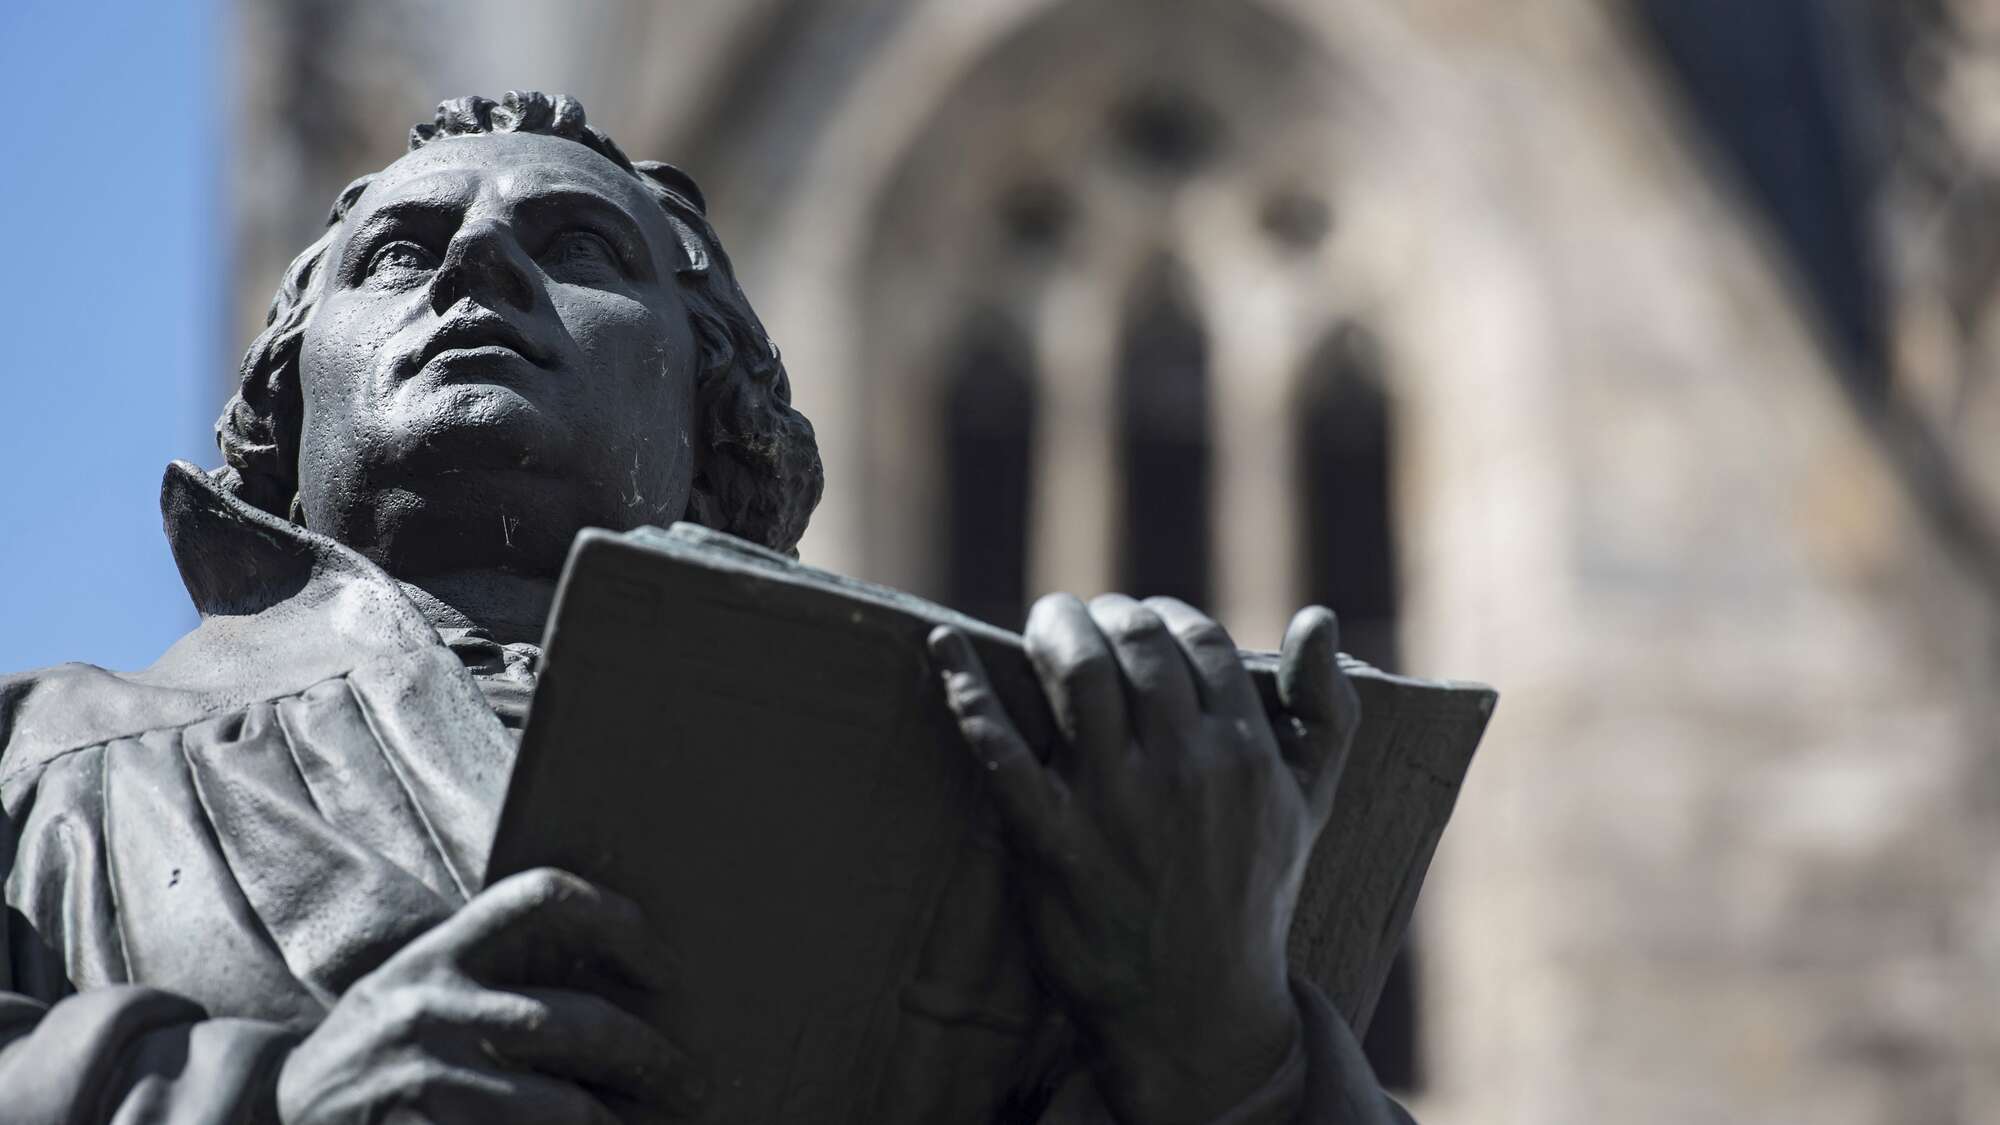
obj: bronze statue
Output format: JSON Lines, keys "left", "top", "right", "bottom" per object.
{"left": 0, "top": 93, "right": 1411, "bottom": 1123}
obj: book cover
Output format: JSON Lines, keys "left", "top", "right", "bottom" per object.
{"left": 487, "top": 524, "right": 1495, "bottom": 1123}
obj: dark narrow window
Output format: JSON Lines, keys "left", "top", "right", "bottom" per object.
{"left": 944, "top": 310, "right": 1037, "bottom": 630}
{"left": 1298, "top": 322, "right": 1398, "bottom": 668}
{"left": 1296, "top": 321, "right": 1418, "bottom": 1091}
{"left": 1116, "top": 256, "right": 1212, "bottom": 607}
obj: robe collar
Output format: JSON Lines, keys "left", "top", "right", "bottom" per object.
{"left": 2, "top": 463, "right": 513, "bottom": 821}
{"left": 138, "top": 461, "right": 450, "bottom": 700}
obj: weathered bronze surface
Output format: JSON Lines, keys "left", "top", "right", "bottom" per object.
{"left": 0, "top": 92, "right": 1460, "bottom": 1123}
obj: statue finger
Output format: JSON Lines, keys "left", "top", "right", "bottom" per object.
{"left": 930, "top": 625, "right": 1067, "bottom": 863}
{"left": 470, "top": 985, "right": 708, "bottom": 1116}
{"left": 1276, "top": 607, "right": 1362, "bottom": 815}
{"left": 1023, "top": 592, "right": 1129, "bottom": 770}
{"left": 442, "top": 869, "right": 681, "bottom": 1000}
{"left": 1144, "top": 596, "right": 1260, "bottom": 721}
{"left": 1088, "top": 594, "right": 1201, "bottom": 747}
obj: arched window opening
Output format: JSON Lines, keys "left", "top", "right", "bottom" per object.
{"left": 1298, "top": 322, "right": 1398, "bottom": 668}
{"left": 943, "top": 310, "right": 1038, "bottom": 630}
{"left": 1297, "top": 321, "right": 1419, "bottom": 1091}
{"left": 1116, "top": 256, "right": 1213, "bottom": 608}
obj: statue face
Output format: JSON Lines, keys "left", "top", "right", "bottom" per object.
{"left": 295, "top": 131, "right": 699, "bottom": 579}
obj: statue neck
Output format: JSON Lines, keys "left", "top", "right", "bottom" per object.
{"left": 398, "top": 572, "right": 557, "bottom": 647}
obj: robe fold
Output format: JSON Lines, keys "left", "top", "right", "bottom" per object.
{"left": 0, "top": 463, "right": 1406, "bottom": 1124}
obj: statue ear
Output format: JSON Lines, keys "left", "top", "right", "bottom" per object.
{"left": 634, "top": 161, "right": 713, "bottom": 273}
{"left": 327, "top": 174, "right": 376, "bottom": 224}
{"left": 633, "top": 160, "right": 708, "bottom": 215}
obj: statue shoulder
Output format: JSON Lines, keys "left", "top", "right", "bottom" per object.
{"left": 0, "top": 658, "right": 206, "bottom": 794}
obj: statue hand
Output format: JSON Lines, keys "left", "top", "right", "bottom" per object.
{"left": 929, "top": 595, "right": 1359, "bottom": 1125}
{"left": 277, "top": 868, "right": 705, "bottom": 1124}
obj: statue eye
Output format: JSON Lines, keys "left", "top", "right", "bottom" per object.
{"left": 365, "top": 240, "right": 437, "bottom": 284}
{"left": 545, "top": 229, "right": 621, "bottom": 279}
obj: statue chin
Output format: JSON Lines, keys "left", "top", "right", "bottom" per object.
{"left": 372, "top": 385, "right": 575, "bottom": 480}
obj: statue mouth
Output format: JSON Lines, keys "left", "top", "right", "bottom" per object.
{"left": 413, "top": 314, "right": 553, "bottom": 379}
{"left": 423, "top": 344, "right": 542, "bottom": 381}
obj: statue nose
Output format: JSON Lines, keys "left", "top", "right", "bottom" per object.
{"left": 432, "top": 219, "right": 536, "bottom": 314}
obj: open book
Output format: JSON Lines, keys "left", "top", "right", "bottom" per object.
{"left": 486, "top": 524, "right": 1495, "bottom": 1124}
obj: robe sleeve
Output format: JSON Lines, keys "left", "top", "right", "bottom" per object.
{"left": 0, "top": 986, "right": 296, "bottom": 1124}
{"left": 0, "top": 673, "right": 300, "bottom": 1124}
{"left": 1032, "top": 977, "right": 1417, "bottom": 1125}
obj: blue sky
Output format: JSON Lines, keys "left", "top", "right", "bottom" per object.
{"left": 0, "top": 0, "right": 220, "bottom": 672}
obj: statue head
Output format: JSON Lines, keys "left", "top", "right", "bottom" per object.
{"left": 215, "top": 92, "right": 822, "bottom": 578}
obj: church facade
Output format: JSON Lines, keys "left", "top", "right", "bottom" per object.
{"left": 232, "top": 2, "right": 2000, "bottom": 1122}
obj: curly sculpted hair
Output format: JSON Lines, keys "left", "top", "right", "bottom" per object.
{"left": 214, "top": 91, "right": 823, "bottom": 556}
